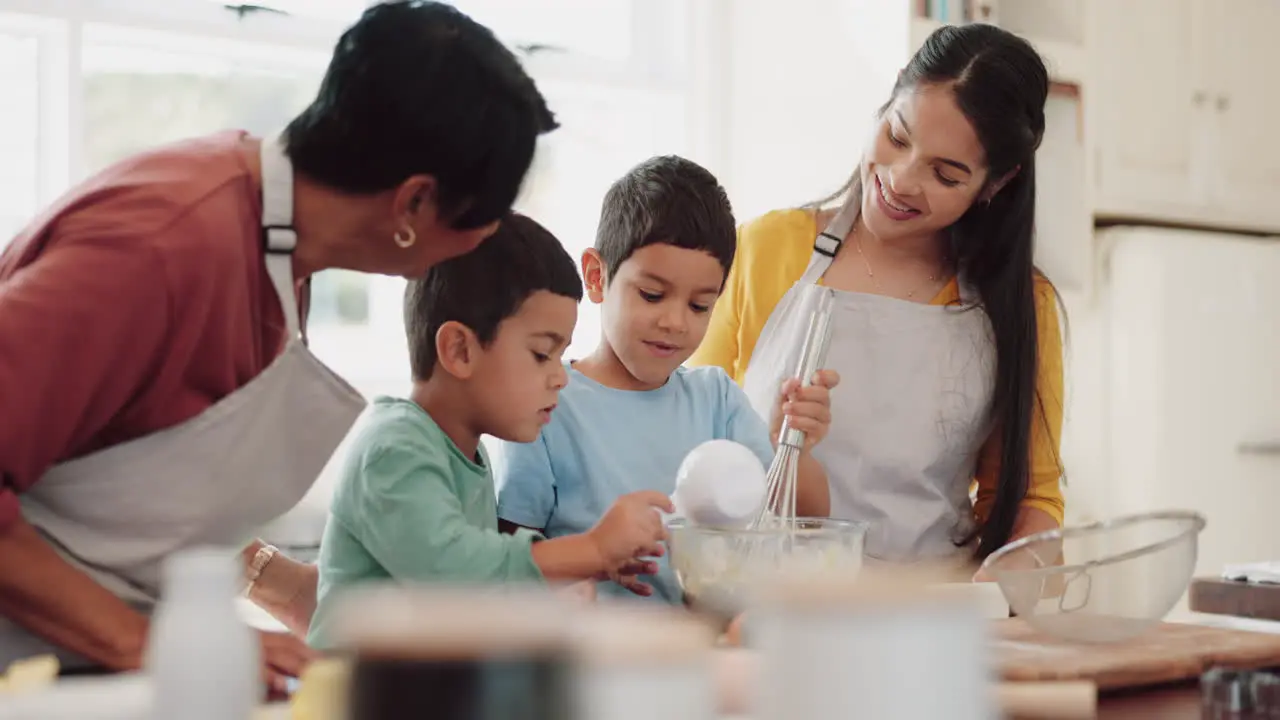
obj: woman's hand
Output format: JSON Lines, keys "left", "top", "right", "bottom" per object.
{"left": 770, "top": 370, "right": 841, "bottom": 451}
{"left": 247, "top": 551, "right": 318, "bottom": 638}
{"left": 972, "top": 507, "right": 1062, "bottom": 582}
{"left": 0, "top": 516, "right": 150, "bottom": 670}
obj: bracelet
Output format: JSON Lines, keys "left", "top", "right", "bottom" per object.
{"left": 243, "top": 544, "right": 279, "bottom": 598}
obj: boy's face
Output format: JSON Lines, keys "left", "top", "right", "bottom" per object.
{"left": 586, "top": 244, "right": 725, "bottom": 389}
{"left": 471, "top": 290, "right": 577, "bottom": 442}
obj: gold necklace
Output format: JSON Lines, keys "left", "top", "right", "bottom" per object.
{"left": 852, "top": 233, "right": 950, "bottom": 300}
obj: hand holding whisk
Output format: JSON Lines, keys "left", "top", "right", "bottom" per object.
{"left": 750, "top": 292, "right": 836, "bottom": 533}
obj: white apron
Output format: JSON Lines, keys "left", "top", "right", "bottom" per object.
{"left": 2, "top": 136, "right": 367, "bottom": 668}
{"left": 742, "top": 196, "right": 997, "bottom": 564}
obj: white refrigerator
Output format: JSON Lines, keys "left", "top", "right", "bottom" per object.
{"left": 1093, "top": 225, "right": 1280, "bottom": 590}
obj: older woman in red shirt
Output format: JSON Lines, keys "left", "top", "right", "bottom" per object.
{"left": 0, "top": 1, "right": 556, "bottom": 688}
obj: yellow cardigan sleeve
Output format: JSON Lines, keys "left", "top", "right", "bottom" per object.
{"left": 972, "top": 276, "right": 1066, "bottom": 526}
{"left": 688, "top": 226, "right": 746, "bottom": 377}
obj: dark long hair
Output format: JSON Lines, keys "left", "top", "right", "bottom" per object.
{"left": 814, "top": 24, "right": 1063, "bottom": 559}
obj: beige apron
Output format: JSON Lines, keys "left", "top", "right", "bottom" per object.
{"left": 741, "top": 196, "right": 997, "bottom": 563}
{"left": 2, "top": 136, "right": 367, "bottom": 668}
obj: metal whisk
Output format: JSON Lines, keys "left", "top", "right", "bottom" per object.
{"left": 750, "top": 291, "right": 836, "bottom": 534}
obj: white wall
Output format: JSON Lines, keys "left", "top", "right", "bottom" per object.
{"left": 704, "top": 0, "right": 908, "bottom": 223}
{"left": 1057, "top": 288, "right": 1109, "bottom": 527}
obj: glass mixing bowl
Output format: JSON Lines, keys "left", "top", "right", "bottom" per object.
{"left": 979, "top": 509, "right": 1207, "bottom": 643}
{"left": 667, "top": 517, "right": 868, "bottom": 619}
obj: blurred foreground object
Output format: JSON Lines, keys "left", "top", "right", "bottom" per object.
{"left": 289, "top": 658, "right": 349, "bottom": 720}
{"left": 331, "top": 585, "right": 573, "bottom": 720}
{"left": 1202, "top": 667, "right": 1280, "bottom": 719}
{"left": 751, "top": 565, "right": 996, "bottom": 719}
{"left": 570, "top": 605, "right": 717, "bottom": 720}
{"left": 0, "top": 655, "right": 58, "bottom": 694}
{"left": 148, "top": 546, "right": 259, "bottom": 720}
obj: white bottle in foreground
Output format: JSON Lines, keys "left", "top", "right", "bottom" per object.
{"left": 146, "top": 546, "right": 260, "bottom": 720}
{"left": 571, "top": 605, "right": 718, "bottom": 720}
{"left": 754, "top": 568, "right": 996, "bottom": 720}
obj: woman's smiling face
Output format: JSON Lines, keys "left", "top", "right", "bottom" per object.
{"left": 859, "top": 82, "right": 991, "bottom": 242}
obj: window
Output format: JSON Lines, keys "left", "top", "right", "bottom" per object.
{"left": 0, "top": 29, "right": 39, "bottom": 244}
{"left": 204, "top": 0, "right": 372, "bottom": 22}
{"left": 516, "top": 80, "right": 689, "bottom": 361}
{"left": 76, "top": 24, "right": 383, "bottom": 391}
{"left": 450, "top": 0, "right": 633, "bottom": 62}
{"left": 80, "top": 25, "right": 327, "bottom": 175}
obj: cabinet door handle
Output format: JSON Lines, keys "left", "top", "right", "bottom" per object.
{"left": 1238, "top": 441, "right": 1280, "bottom": 456}
{"left": 1216, "top": 95, "right": 1230, "bottom": 111}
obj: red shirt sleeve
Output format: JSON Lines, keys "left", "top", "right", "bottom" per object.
{"left": 0, "top": 239, "right": 171, "bottom": 532}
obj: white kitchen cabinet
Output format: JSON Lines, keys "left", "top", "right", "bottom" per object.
{"left": 1035, "top": 89, "right": 1090, "bottom": 294}
{"left": 1208, "top": 0, "right": 1280, "bottom": 229}
{"left": 1090, "top": 0, "right": 1280, "bottom": 233}
{"left": 1090, "top": 0, "right": 1203, "bottom": 220}
{"left": 1098, "top": 226, "right": 1280, "bottom": 600}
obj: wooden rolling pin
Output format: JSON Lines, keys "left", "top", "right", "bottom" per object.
{"left": 995, "top": 680, "right": 1097, "bottom": 719}
{"left": 713, "top": 649, "right": 1097, "bottom": 719}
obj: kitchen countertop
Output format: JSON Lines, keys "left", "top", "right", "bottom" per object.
{"left": 1048, "top": 610, "right": 1280, "bottom": 718}
{"left": 1095, "top": 683, "right": 1199, "bottom": 719}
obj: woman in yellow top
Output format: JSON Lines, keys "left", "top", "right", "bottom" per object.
{"left": 689, "top": 23, "right": 1065, "bottom": 568}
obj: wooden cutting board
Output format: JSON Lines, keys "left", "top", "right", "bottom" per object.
{"left": 992, "top": 618, "right": 1280, "bottom": 691}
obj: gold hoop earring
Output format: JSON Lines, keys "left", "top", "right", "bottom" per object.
{"left": 393, "top": 227, "right": 417, "bottom": 248}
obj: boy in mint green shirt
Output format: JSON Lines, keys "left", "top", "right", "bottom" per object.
{"left": 308, "top": 214, "right": 672, "bottom": 649}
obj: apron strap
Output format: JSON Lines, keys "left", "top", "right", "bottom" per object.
{"left": 259, "top": 135, "right": 302, "bottom": 341}
{"left": 802, "top": 189, "right": 862, "bottom": 284}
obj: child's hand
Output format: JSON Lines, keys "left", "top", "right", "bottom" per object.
{"left": 607, "top": 557, "right": 661, "bottom": 596}
{"left": 587, "top": 491, "right": 672, "bottom": 572}
{"left": 770, "top": 369, "right": 841, "bottom": 451}
{"left": 611, "top": 573, "right": 653, "bottom": 596}
{"left": 593, "top": 557, "right": 659, "bottom": 597}
{"left": 721, "top": 612, "right": 747, "bottom": 646}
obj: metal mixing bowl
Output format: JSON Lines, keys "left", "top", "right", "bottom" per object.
{"left": 667, "top": 517, "right": 868, "bottom": 619}
{"left": 979, "top": 509, "right": 1207, "bottom": 643}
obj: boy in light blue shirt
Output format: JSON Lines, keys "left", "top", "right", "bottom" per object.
{"left": 492, "top": 156, "right": 838, "bottom": 605}
{"left": 309, "top": 214, "right": 673, "bottom": 648}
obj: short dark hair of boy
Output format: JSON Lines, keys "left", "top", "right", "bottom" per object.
{"left": 284, "top": 1, "right": 558, "bottom": 231}
{"left": 593, "top": 155, "right": 736, "bottom": 282}
{"left": 405, "top": 213, "right": 583, "bottom": 381}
